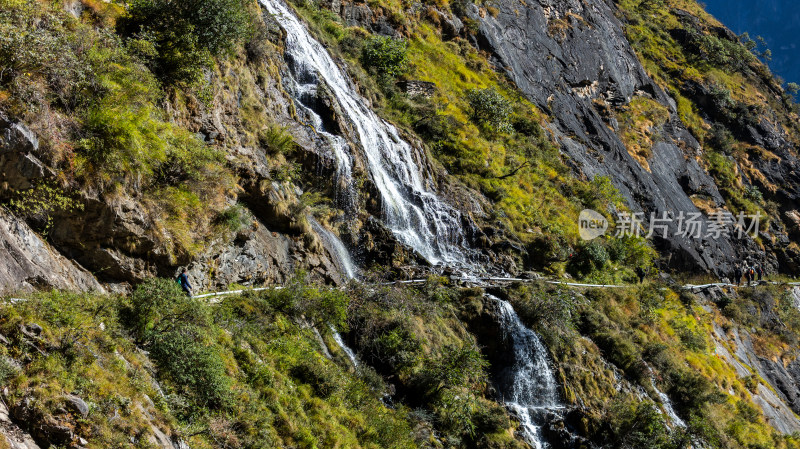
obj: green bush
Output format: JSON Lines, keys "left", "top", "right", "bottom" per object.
{"left": 510, "top": 284, "right": 578, "bottom": 350}
{"left": 0, "top": 356, "right": 18, "bottom": 385}
{"left": 263, "top": 272, "right": 350, "bottom": 330}
{"left": 149, "top": 325, "right": 232, "bottom": 411}
{"left": 367, "top": 325, "right": 421, "bottom": 371}
{"left": 465, "top": 87, "right": 512, "bottom": 133}
{"left": 128, "top": 278, "right": 207, "bottom": 337}
{"left": 129, "top": 278, "right": 232, "bottom": 413}
{"left": 568, "top": 240, "right": 610, "bottom": 277}
{"left": 360, "top": 35, "right": 409, "bottom": 82}
{"left": 258, "top": 125, "right": 296, "bottom": 154}
{"left": 78, "top": 41, "right": 224, "bottom": 186}
{"left": 4, "top": 181, "right": 84, "bottom": 234}
{"left": 417, "top": 344, "right": 487, "bottom": 397}
{"left": 604, "top": 398, "right": 683, "bottom": 449}
{"left": 215, "top": 203, "right": 252, "bottom": 232}
{"left": 0, "top": 0, "right": 92, "bottom": 109}
{"left": 117, "top": 0, "right": 253, "bottom": 84}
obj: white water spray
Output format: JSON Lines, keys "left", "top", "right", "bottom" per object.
{"left": 309, "top": 216, "right": 358, "bottom": 280}
{"left": 260, "top": 0, "right": 473, "bottom": 269}
{"left": 651, "top": 377, "right": 686, "bottom": 428}
{"left": 491, "top": 295, "right": 561, "bottom": 448}
{"left": 332, "top": 329, "right": 359, "bottom": 367}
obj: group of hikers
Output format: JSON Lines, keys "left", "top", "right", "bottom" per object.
{"left": 731, "top": 264, "right": 764, "bottom": 287}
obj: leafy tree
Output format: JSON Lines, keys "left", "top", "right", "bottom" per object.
{"left": 465, "top": 88, "right": 513, "bottom": 133}
{"left": 117, "top": 0, "right": 253, "bottom": 85}
{"left": 361, "top": 35, "right": 409, "bottom": 81}
{"left": 129, "top": 278, "right": 232, "bottom": 413}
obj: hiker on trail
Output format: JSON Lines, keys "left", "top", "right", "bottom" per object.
{"left": 745, "top": 266, "right": 754, "bottom": 285}
{"left": 636, "top": 266, "right": 647, "bottom": 284}
{"left": 177, "top": 268, "right": 193, "bottom": 297}
{"left": 756, "top": 264, "right": 763, "bottom": 282}
{"left": 733, "top": 266, "right": 742, "bottom": 287}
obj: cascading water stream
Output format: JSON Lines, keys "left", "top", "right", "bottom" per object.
{"left": 260, "top": 0, "right": 474, "bottom": 270}
{"left": 309, "top": 216, "right": 358, "bottom": 280}
{"left": 651, "top": 377, "right": 686, "bottom": 428}
{"left": 308, "top": 217, "right": 360, "bottom": 366}
{"left": 332, "top": 328, "right": 359, "bottom": 367}
{"left": 490, "top": 295, "right": 562, "bottom": 449}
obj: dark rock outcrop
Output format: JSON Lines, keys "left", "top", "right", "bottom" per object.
{"left": 469, "top": 0, "right": 761, "bottom": 275}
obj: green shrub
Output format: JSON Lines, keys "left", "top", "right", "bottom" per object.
{"left": 360, "top": 35, "right": 409, "bottom": 81}
{"left": 0, "top": 0, "right": 92, "bottom": 109}
{"left": 4, "top": 181, "right": 84, "bottom": 234}
{"left": 604, "top": 398, "right": 682, "bottom": 449}
{"left": 0, "top": 356, "right": 18, "bottom": 384}
{"left": 465, "top": 87, "right": 512, "bottom": 133}
{"left": 667, "top": 368, "right": 723, "bottom": 412}
{"left": 128, "top": 278, "right": 207, "bottom": 337}
{"left": 417, "top": 344, "right": 487, "bottom": 397}
{"left": 117, "top": 0, "right": 254, "bottom": 84}
{"left": 669, "top": 318, "right": 707, "bottom": 352}
{"left": 216, "top": 203, "right": 252, "bottom": 232}
{"left": 289, "top": 358, "right": 342, "bottom": 398}
{"left": 263, "top": 272, "right": 350, "bottom": 330}
{"left": 367, "top": 325, "right": 421, "bottom": 371}
{"left": 258, "top": 125, "right": 296, "bottom": 154}
{"left": 78, "top": 41, "right": 224, "bottom": 187}
{"left": 510, "top": 284, "right": 578, "bottom": 350}
{"left": 568, "top": 240, "right": 610, "bottom": 277}
{"left": 149, "top": 325, "right": 232, "bottom": 411}
{"left": 129, "top": 278, "right": 232, "bottom": 413}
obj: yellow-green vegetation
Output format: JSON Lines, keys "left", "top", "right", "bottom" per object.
{"left": 5, "top": 277, "right": 800, "bottom": 448}
{"left": 0, "top": 0, "right": 252, "bottom": 261}
{"left": 616, "top": 96, "right": 671, "bottom": 171}
{"left": 0, "top": 276, "right": 528, "bottom": 449}
{"left": 615, "top": 0, "right": 799, "bottom": 222}
{"left": 507, "top": 281, "right": 800, "bottom": 448}
{"left": 0, "top": 291, "right": 177, "bottom": 447}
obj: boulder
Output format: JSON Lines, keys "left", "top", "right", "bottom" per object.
{"left": 396, "top": 80, "right": 437, "bottom": 98}
{"left": 63, "top": 395, "right": 89, "bottom": 418}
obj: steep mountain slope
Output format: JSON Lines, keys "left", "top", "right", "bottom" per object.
{"left": 4, "top": 0, "right": 800, "bottom": 448}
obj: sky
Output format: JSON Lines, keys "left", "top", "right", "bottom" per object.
{"left": 702, "top": 0, "right": 800, "bottom": 84}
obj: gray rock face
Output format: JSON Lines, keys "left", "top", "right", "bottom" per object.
{"left": 0, "top": 401, "right": 41, "bottom": 449}
{"left": 0, "top": 114, "right": 49, "bottom": 191}
{"left": 0, "top": 208, "right": 104, "bottom": 294}
{"left": 471, "top": 0, "right": 753, "bottom": 275}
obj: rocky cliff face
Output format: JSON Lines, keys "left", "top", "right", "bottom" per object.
{"left": 469, "top": 0, "right": 785, "bottom": 276}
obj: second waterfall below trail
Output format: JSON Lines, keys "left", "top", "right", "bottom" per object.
{"left": 260, "top": 0, "right": 476, "bottom": 271}
{"left": 332, "top": 329, "right": 359, "bottom": 368}
{"left": 490, "top": 295, "right": 562, "bottom": 449}
{"left": 309, "top": 217, "right": 358, "bottom": 280}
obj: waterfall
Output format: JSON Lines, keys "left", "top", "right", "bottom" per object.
{"left": 332, "top": 328, "right": 359, "bottom": 368}
{"left": 309, "top": 216, "right": 358, "bottom": 280}
{"left": 490, "top": 295, "right": 561, "bottom": 449}
{"left": 651, "top": 378, "right": 686, "bottom": 428}
{"left": 260, "top": 0, "right": 474, "bottom": 269}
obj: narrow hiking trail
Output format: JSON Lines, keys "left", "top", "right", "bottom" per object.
{"left": 189, "top": 276, "right": 800, "bottom": 301}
